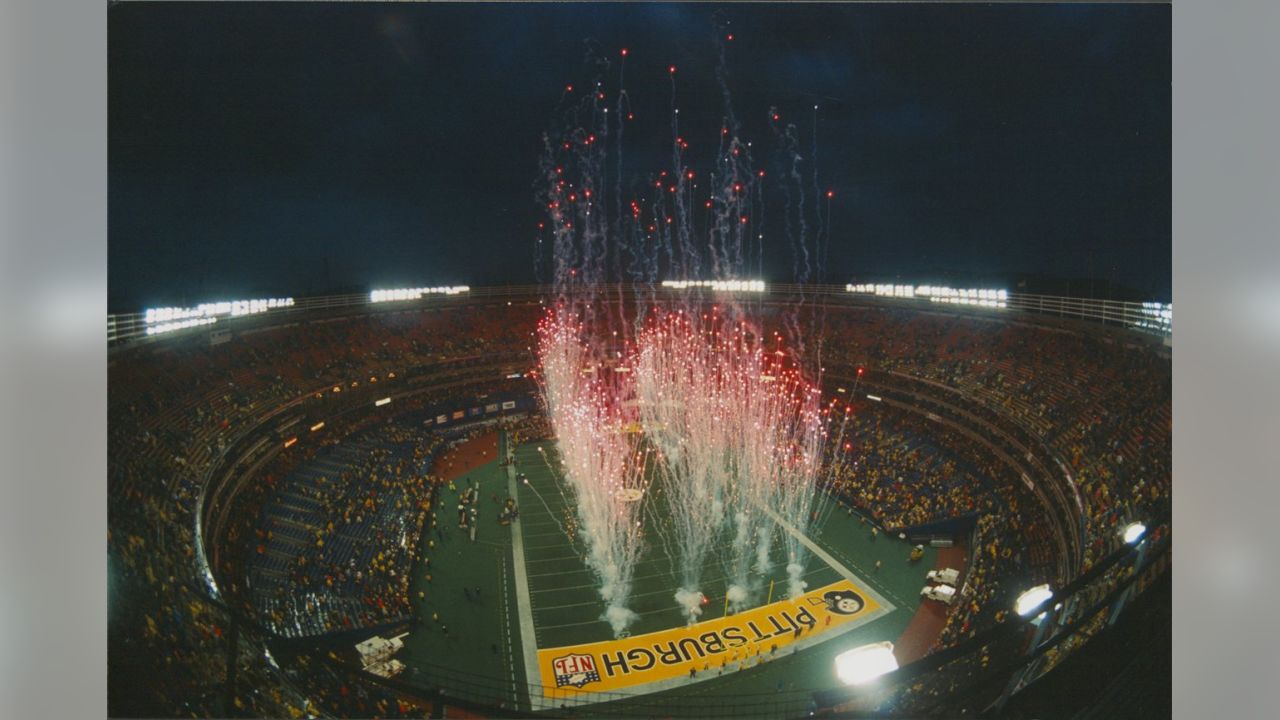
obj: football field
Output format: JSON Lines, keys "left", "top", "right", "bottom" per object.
{"left": 513, "top": 439, "right": 871, "bottom": 643}
{"left": 397, "top": 430, "right": 934, "bottom": 715}
{"left": 506, "top": 435, "right": 922, "bottom": 710}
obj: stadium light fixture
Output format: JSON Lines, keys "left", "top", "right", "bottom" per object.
{"left": 375, "top": 397, "right": 392, "bottom": 407}
{"left": 845, "top": 283, "right": 1008, "bottom": 308}
{"left": 834, "top": 642, "right": 898, "bottom": 686}
{"left": 143, "top": 297, "right": 295, "bottom": 334}
{"left": 1123, "top": 522, "right": 1147, "bottom": 544}
{"left": 369, "top": 286, "right": 470, "bottom": 303}
{"left": 661, "top": 279, "right": 766, "bottom": 293}
{"left": 145, "top": 316, "right": 217, "bottom": 336}
{"left": 1015, "top": 584, "right": 1053, "bottom": 617}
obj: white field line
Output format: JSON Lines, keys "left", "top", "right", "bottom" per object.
{"left": 506, "top": 433, "right": 544, "bottom": 711}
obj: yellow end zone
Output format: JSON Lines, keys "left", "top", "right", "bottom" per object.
{"left": 537, "top": 579, "right": 882, "bottom": 696}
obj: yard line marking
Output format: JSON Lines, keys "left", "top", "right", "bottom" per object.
{"left": 531, "top": 582, "right": 602, "bottom": 593}
{"left": 751, "top": 499, "right": 896, "bottom": 614}
{"left": 526, "top": 566, "right": 595, "bottom": 579}
{"left": 513, "top": 518, "right": 570, "bottom": 530}
{"left": 532, "top": 565, "right": 835, "bottom": 612}
{"left": 499, "top": 554, "right": 517, "bottom": 708}
{"left": 524, "top": 552, "right": 592, "bottom": 563}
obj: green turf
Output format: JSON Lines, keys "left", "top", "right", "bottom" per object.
{"left": 398, "top": 448, "right": 529, "bottom": 709}
{"left": 398, "top": 433, "right": 941, "bottom": 714}
{"left": 624, "top": 511, "right": 939, "bottom": 717}
{"left": 513, "top": 439, "right": 932, "bottom": 645}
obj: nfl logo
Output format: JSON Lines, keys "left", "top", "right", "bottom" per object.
{"left": 552, "top": 653, "right": 600, "bottom": 689}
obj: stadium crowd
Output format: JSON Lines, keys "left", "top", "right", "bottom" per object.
{"left": 231, "top": 421, "right": 433, "bottom": 636}
{"left": 824, "top": 400, "right": 1057, "bottom": 652}
{"left": 817, "top": 307, "right": 1169, "bottom": 646}
{"left": 108, "top": 302, "right": 540, "bottom": 716}
{"left": 108, "top": 298, "right": 1169, "bottom": 717}
{"left": 820, "top": 307, "right": 1169, "bottom": 559}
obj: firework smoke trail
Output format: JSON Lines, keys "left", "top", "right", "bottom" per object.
{"left": 708, "top": 20, "right": 758, "bottom": 286}
{"left": 765, "top": 108, "right": 817, "bottom": 371}
{"left": 535, "top": 30, "right": 849, "bottom": 624}
{"left": 809, "top": 104, "right": 832, "bottom": 382}
{"left": 718, "top": 325, "right": 784, "bottom": 607}
{"left": 634, "top": 311, "right": 733, "bottom": 622}
{"left": 612, "top": 55, "right": 637, "bottom": 336}
{"left": 767, "top": 378, "right": 866, "bottom": 600}
{"left": 536, "top": 57, "right": 622, "bottom": 324}
{"left": 537, "top": 52, "right": 658, "bottom": 636}
{"left": 634, "top": 311, "right": 837, "bottom": 609}
{"left": 537, "top": 312, "right": 649, "bottom": 636}
{"left": 811, "top": 104, "right": 825, "bottom": 275}
{"left": 774, "top": 380, "right": 827, "bottom": 598}
{"left": 715, "top": 323, "right": 843, "bottom": 602}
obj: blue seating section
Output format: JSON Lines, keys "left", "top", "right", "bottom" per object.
{"left": 246, "top": 427, "right": 429, "bottom": 638}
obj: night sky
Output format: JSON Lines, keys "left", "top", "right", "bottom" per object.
{"left": 108, "top": 3, "right": 1170, "bottom": 311}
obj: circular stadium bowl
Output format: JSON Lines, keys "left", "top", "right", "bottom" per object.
{"left": 108, "top": 285, "right": 1170, "bottom": 718}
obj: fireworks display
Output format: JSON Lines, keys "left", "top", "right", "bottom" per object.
{"left": 532, "top": 27, "right": 843, "bottom": 636}
{"left": 536, "top": 311, "right": 651, "bottom": 635}
{"left": 635, "top": 310, "right": 837, "bottom": 616}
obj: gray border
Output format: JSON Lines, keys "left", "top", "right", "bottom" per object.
{"left": 1173, "top": 2, "right": 1280, "bottom": 719}
{"left": 2, "top": 1, "right": 107, "bottom": 719}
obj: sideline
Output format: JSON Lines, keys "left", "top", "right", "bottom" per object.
{"left": 504, "top": 432, "right": 545, "bottom": 711}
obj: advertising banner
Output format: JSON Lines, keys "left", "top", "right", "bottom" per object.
{"left": 537, "top": 579, "right": 881, "bottom": 697}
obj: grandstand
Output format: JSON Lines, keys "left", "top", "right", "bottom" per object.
{"left": 107, "top": 285, "right": 1170, "bottom": 718}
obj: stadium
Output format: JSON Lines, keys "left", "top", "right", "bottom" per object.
{"left": 107, "top": 4, "right": 1171, "bottom": 718}
{"left": 107, "top": 284, "right": 1170, "bottom": 718}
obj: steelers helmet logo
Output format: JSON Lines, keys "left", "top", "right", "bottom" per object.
{"left": 822, "top": 589, "right": 865, "bottom": 615}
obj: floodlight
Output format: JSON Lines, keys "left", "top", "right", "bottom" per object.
{"left": 834, "top": 642, "right": 898, "bottom": 686}
{"left": 1123, "top": 522, "right": 1147, "bottom": 544}
{"left": 1015, "top": 584, "right": 1053, "bottom": 617}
